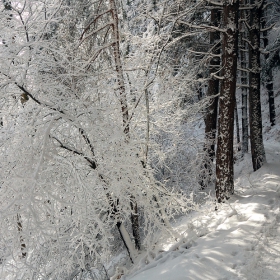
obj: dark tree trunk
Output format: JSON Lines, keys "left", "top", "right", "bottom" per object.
{"left": 110, "top": 0, "right": 129, "bottom": 135}
{"left": 216, "top": 0, "right": 239, "bottom": 202}
{"left": 262, "top": 4, "right": 276, "bottom": 126}
{"left": 239, "top": 2, "right": 249, "bottom": 155}
{"left": 235, "top": 99, "right": 241, "bottom": 150}
{"left": 267, "top": 78, "right": 275, "bottom": 126}
{"left": 248, "top": 0, "right": 266, "bottom": 171}
{"left": 204, "top": 9, "right": 220, "bottom": 161}
{"left": 17, "top": 214, "right": 26, "bottom": 258}
{"left": 201, "top": 9, "right": 220, "bottom": 188}
{"left": 116, "top": 222, "right": 135, "bottom": 263}
{"left": 130, "top": 200, "right": 141, "bottom": 250}
{"left": 241, "top": 85, "right": 249, "bottom": 155}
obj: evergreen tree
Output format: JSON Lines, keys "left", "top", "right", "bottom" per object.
{"left": 248, "top": 0, "right": 266, "bottom": 171}
{"left": 216, "top": 0, "right": 239, "bottom": 202}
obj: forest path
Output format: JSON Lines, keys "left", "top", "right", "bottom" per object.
{"left": 125, "top": 141, "right": 280, "bottom": 280}
{"left": 237, "top": 141, "right": 280, "bottom": 279}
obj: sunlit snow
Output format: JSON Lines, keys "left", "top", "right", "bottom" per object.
{"left": 122, "top": 141, "right": 280, "bottom": 280}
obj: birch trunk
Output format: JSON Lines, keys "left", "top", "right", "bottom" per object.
{"left": 215, "top": 0, "right": 239, "bottom": 202}
{"left": 248, "top": 0, "right": 266, "bottom": 171}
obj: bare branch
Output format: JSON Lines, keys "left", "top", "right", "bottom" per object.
{"left": 236, "top": 83, "right": 250, "bottom": 88}
{"left": 237, "top": 67, "right": 250, "bottom": 73}
{"left": 206, "top": 0, "right": 223, "bottom": 6}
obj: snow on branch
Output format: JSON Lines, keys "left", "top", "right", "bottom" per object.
{"left": 206, "top": 0, "right": 223, "bottom": 6}
{"left": 237, "top": 67, "right": 251, "bottom": 73}
{"left": 80, "top": 9, "right": 113, "bottom": 40}
{"left": 51, "top": 136, "right": 97, "bottom": 169}
{"left": 177, "top": 20, "right": 226, "bottom": 33}
{"left": 82, "top": 41, "right": 116, "bottom": 69}
{"left": 260, "top": 23, "right": 276, "bottom": 32}
{"left": 236, "top": 83, "right": 250, "bottom": 88}
{"left": 78, "top": 22, "right": 114, "bottom": 46}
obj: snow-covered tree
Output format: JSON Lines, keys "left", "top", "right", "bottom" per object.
{"left": 0, "top": 0, "right": 196, "bottom": 278}
{"left": 215, "top": 0, "right": 239, "bottom": 202}
{"left": 247, "top": 0, "right": 266, "bottom": 171}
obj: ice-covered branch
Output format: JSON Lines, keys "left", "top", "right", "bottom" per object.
{"left": 80, "top": 9, "right": 112, "bottom": 40}
{"left": 177, "top": 20, "right": 226, "bottom": 32}
{"left": 52, "top": 136, "right": 97, "bottom": 169}
{"left": 78, "top": 22, "right": 114, "bottom": 46}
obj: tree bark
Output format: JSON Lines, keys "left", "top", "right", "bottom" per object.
{"left": 239, "top": 1, "right": 249, "bottom": 155}
{"left": 267, "top": 76, "right": 275, "bottom": 126}
{"left": 110, "top": 0, "right": 129, "bottom": 136}
{"left": 201, "top": 9, "right": 220, "bottom": 188}
{"left": 241, "top": 85, "right": 249, "bottom": 155}
{"left": 235, "top": 98, "right": 241, "bottom": 150}
{"left": 216, "top": 0, "right": 239, "bottom": 202}
{"left": 204, "top": 9, "right": 220, "bottom": 161}
{"left": 248, "top": 0, "right": 266, "bottom": 171}
{"left": 17, "top": 214, "right": 26, "bottom": 259}
{"left": 262, "top": 3, "right": 276, "bottom": 126}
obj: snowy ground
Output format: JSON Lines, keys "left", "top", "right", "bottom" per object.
{"left": 119, "top": 141, "right": 280, "bottom": 280}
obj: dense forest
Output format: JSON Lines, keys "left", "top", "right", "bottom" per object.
{"left": 0, "top": 0, "right": 280, "bottom": 279}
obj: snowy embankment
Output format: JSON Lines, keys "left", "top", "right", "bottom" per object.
{"left": 121, "top": 141, "right": 280, "bottom": 280}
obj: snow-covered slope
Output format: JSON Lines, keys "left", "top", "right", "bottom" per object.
{"left": 122, "top": 141, "right": 280, "bottom": 280}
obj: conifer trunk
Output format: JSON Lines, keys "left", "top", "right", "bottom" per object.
{"left": 241, "top": 85, "right": 248, "bottom": 155}
{"left": 201, "top": 9, "right": 220, "bottom": 188}
{"left": 216, "top": 0, "right": 239, "bottom": 202}
{"left": 267, "top": 76, "right": 275, "bottom": 126}
{"left": 235, "top": 99, "right": 241, "bottom": 150}
{"left": 204, "top": 9, "right": 220, "bottom": 160}
{"left": 240, "top": 3, "right": 249, "bottom": 155}
{"left": 262, "top": 4, "right": 276, "bottom": 126}
{"left": 248, "top": 0, "right": 266, "bottom": 171}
